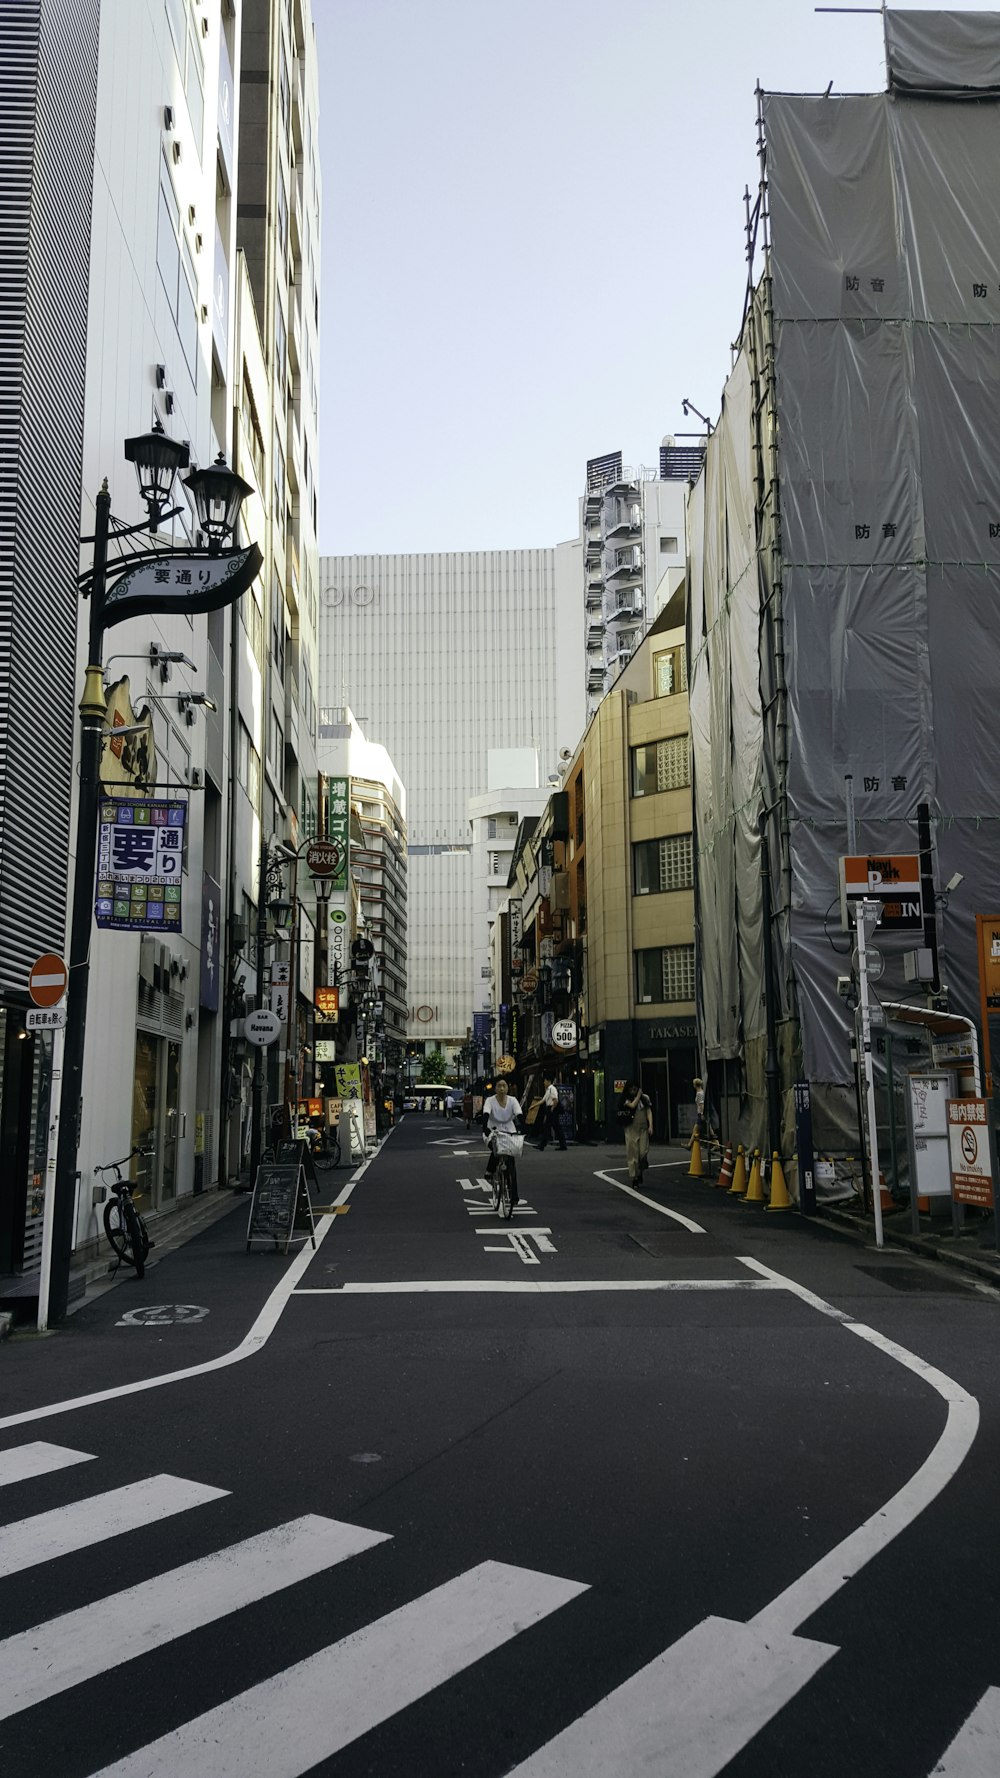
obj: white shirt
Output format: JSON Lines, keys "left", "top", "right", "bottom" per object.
{"left": 543, "top": 1084, "right": 559, "bottom": 1108}
{"left": 484, "top": 1094, "right": 522, "bottom": 1129}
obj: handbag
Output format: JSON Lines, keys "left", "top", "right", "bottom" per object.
{"left": 617, "top": 1101, "right": 635, "bottom": 1127}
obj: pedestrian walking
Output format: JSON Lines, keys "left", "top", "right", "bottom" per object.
{"left": 618, "top": 1079, "right": 652, "bottom": 1184}
{"left": 536, "top": 1076, "right": 566, "bottom": 1150}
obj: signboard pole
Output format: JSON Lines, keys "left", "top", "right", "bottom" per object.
{"left": 976, "top": 915, "right": 994, "bottom": 1096}
{"left": 856, "top": 900, "right": 885, "bottom": 1249}
{"left": 793, "top": 1081, "right": 816, "bottom": 1216}
{"left": 36, "top": 1023, "right": 65, "bottom": 1333}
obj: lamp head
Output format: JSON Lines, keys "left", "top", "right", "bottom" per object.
{"left": 123, "top": 419, "right": 190, "bottom": 530}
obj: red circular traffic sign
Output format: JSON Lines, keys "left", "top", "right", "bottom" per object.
{"left": 29, "top": 953, "right": 68, "bottom": 1008}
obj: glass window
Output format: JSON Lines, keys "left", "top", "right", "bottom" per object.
{"left": 653, "top": 646, "right": 687, "bottom": 698}
{"left": 632, "top": 737, "right": 690, "bottom": 796}
{"left": 279, "top": 39, "right": 290, "bottom": 130}
{"left": 238, "top": 720, "right": 260, "bottom": 808}
{"left": 273, "top": 424, "right": 285, "bottom": 515}
{"left": 634, "top": 835, "right": 693, "bottom": 894}
{"left": 659, "top": 535, "right": 679, "bottom": 554}
{"left": 635, "top": 945, "right": 696, "bottom": 1004}
{"left": 274, "top": 294, "right": 287, "bottom": 398}
{"left": 276, "top": 167, "right": 289, "bottom": 257}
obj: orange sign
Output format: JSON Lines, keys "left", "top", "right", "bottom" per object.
{"left": 298, "top": 1097, "right": 323, "bottom": 1120}
{"left": 977, "top": 916, "right": 1000, "bottom": 1012}
{"left": 315, "top": 986, "right": 339, "bottom": 1019}
{"left": 839, "top": 854, "right": 923, "bottom": 930}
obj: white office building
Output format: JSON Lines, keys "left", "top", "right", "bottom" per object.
{"left": 469, "top": 750, "right": 552, "bottom": 1031}
{"left": 318, "top": 550, "right": 584, "bottom": 1056}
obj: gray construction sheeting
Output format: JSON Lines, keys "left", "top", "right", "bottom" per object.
{"left": 690, "top": 63, "right": 1000, "bottom": 1127}
{"left": 886, "top": 10, "right": 1000, "bottom": 95}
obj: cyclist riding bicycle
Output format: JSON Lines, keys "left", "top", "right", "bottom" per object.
{"left": 481, "top": 1078, "right": 525, "bottom": 1185}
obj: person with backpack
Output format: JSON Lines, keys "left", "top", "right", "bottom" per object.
{"left": 617, "top": 1079, "right": 652, "bottom": 1185}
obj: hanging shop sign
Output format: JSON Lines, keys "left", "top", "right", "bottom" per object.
{"left": 551, "top": 1019, "right": 577, "bottom": 1052}
{"left": 95, "top": 799, "right": 186, "bottom": 932}
{"left": 508, "top": 898, "right": 523, "bottom": 948}
{"left": 334, "top": 1063, "right": 363, "bottom": 1100}
{"left": 839, "top": 854, "right": 922, "bottom": 931}
{"left": 245, "top": 1009, "right": 282, "bottom": 1047}
{"left": 315, "top": 986, "right": 340, "bottom": 1021}
{"left": 101, "top": 677, "right": 156, "bottom": 797}
{"left": 325, "top": 779, "right": 350, "bottom": 890}
{"left": 329, "top": 903, "right": 348, "bottom": 979}
{"left": 100, "top": 544, "right": 262, "bottom": 627}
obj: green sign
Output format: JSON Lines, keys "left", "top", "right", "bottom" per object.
{"left": 327, "top": 777, "right": 349, "bottom": 890}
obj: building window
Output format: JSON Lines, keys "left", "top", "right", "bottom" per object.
{"left": 276, "top": 167, "right": 289, "bottom": 258}
{"left": 268, "top": 711, "right": 284, "bottom": 780}
{"left": 274, "top": 293, "right": 287, "bottom": 401}
{"left": 632, "top": 736, "right": 690, "bottom": 796}
{"left": 237, "top": 721, "right": 261, "bottom": 810}
{"left": 156, "top": 158, "right": 199, "bottom": 383}
{"left": 273, "top": 423, "right": 286, "bottom": 516}
{"left": 653, "top": 645, "right": 687, "bottom": 698}
{"left": 241, "top": 592, "right": 264, "bottom": 664}
{"left": 241, "top": 371, "right": 265, "bottom": 487}
{"left": 278, "top": 38, "right": 290, "bottom": 132}
{"left": 659, "top": 535, "right": 679, "bottom": 554}
{"left": 165, "top": 0, "right": 204, "bottom": 150}
{"left": 636, "top": 944, "right": 696, "bottom": 1004}
{"left": 633, "top": 833, "right": 693, "bottom": 895}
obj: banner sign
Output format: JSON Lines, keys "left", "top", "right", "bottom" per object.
{"left": 200, "top": 871, "right": 221, "bottom": 1011}
{"left": 100, "top": 543, "right": 262, "bottom": 627}
{"left": 96, "top": 799, "right": 186, "bottom": 931}
{"left": 101, "top": 677, "right": 156, "bottom": 797}
{"left": 315, "top": 986, "right": 340, "bottom": 1020}
{"left": 334, "top": 1063, "right": 362, "bottom": 1100}
{"left": 325, "top": 779, "right": 350, "bottom": 890}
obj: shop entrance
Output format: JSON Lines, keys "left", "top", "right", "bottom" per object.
{"left": 131, "top": 1031, "right": 182, "bottom": 1211}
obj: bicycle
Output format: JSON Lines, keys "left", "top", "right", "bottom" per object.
{"left": 97, "top": 1147, "right": 153, "bottom": 1279}
{"left": 309, "top": 1126, "right": 342, "bottom": 1173}
{"left": 487, "top": 1126, "right": 524, "bottom": 1221}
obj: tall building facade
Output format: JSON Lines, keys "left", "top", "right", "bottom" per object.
{"left": 319, "top": 550, "right": 585, "bottom": 1056}
{"left": 582, "top": 448, "right": 690, "bottom": 718}
{"left": 468, "top": 749, "right": 551, "bottom": 1038}
{"left": 689, "top": 13, "right": 1000, "bottom": 1163}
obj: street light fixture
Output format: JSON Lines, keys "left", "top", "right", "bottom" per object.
{"left": 183, "top": 453, "right": 254, "bottom": 554}
{"left": 123, "top": 418, "right": 190, "bottom": 531}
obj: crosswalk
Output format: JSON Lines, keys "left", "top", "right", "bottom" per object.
{"left": 1, "top": 1436, "right": 996, "bottom": 1777}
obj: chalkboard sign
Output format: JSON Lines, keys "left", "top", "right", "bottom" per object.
{"left": 246, "top": 1161, "right": 316, "bottom": 1253}
{"left": 274, "top": 1138, "right": 320, "bottom": 1192}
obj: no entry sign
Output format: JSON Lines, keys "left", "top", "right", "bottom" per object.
{"left": 28, "top": 953, "right": 68, "bottom": 1008}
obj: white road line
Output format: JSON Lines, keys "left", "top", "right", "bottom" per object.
{"left": 505, "top": 1614, "right": 838, "bottom": 1777}
{"left": 293, "top": 1279, "right": 781, "bottom": 1295}
{"left": 88, "top": 1560, "right": 588, "bottom": 1778}
{"left": 0, "top": 1475, "right": 227, "bottom": 1578}
{"left": 930, "top": 1685, "right": 1000, "bottom": 1775}
{"left": 0, "top": 1514, "right": 390, "bottom": 1721}
{"left": 0, "top": 1442, "right": 95, "bottom": 1487}
{"left": 593, "top": 1169, "right": 706, "bottom": 1233}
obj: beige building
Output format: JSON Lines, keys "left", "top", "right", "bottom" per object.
{"left": 493, "top": 595, "right": 696, "bottom": 1139}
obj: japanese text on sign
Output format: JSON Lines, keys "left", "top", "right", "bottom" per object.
{"left": 96, "top": 800, "right": 186, "bottom": 932}
{"left": 325, "top": 778, "right": 350, "bottom": 891}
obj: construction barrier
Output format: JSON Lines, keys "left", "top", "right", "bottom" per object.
{"left": 715, "top": 1143, "right": 734, "bottom": 1190}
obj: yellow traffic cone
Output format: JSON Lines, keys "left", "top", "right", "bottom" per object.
{"left": 715, "top": 1143, "right": 734, "bottom": 1189}
{"left": 688, "top": 1133, "right": 704, "bottom": 1178}
{"left": 767, "top": 1151, "right": 793, "bottom": 1211}
{"left": 741, "top": 1148, "right": 764, "bottom": 1205}
{"left": 728, "top": 1143, "right": 747, "bottom": 1195}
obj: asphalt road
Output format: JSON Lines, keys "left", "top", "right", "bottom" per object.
{"left": 1, "top": 1113, "right": 999, "bottom": 1777}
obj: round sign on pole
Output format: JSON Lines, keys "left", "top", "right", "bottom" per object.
{"left": 305, "top": 838, "right": 343, "bottom": 878}
{"left": 551, "top": 1019, "right": 577, "bottom": 1052}
{"left": 244, "top": 1009, "right": 282, "bottom": 1047}
{"left": 28, "top": 953, "right": 68, "bottom": 1008}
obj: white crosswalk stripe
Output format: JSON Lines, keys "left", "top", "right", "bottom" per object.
{"left": 0, "top": 1442, "right": 95, "bottom": 1487}
{"left": 0, "top": 1474, "right": 227, "bottom": 1577}
{"left": 87, "top": 1559, "right": 588, "bottom": 1778}
{"left": 930, "top": 1685, "right": 1000, "bottom": 1775}
{"left": 0, "top": 1514, "right": 389, "bottom": 1720}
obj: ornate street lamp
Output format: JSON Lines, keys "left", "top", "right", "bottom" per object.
{"left": 184, "top": 452, "right": 254, "bottom": 554}
{"left": 123, "top": 418, "right": 190, "bottom": 530}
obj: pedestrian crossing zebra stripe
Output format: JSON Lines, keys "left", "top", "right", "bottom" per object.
{"left": 0, "top": 1442, "right": 95, "bottom": 1487}
{"left": 0, "top": 1514, "right": 390, "bottom": 1721}
{"left": 929, "top": 1683, "right": 1000, "bottom": 1775}
{"left": 86, "top": 1560, "right": 589, "bottom": 1778}
{"left": 0, "top": 1474, "right": 227, "bottom": 1578}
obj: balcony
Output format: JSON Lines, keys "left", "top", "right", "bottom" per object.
{"left": 605, "top": 545, "right": 642, "bottom": 580}
{"left": 607, "top": 595, "right": 643, "bottom": 624}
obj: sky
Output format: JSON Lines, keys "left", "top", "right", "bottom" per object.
{"left": 313, "top": 0, "right": 974, "bottom": 557}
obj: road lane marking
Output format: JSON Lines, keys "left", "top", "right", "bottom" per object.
{"left": 293, "top": 1279, "right": 782, "bottom": 1295}
{"left": 504, "top": 1614, "right": 838, "bottom": 1777}
{"left": 0, "top": 1443, "right": 95, "bottom": 1487}
{"left": 0, "top": 1475, "right": 227, "bottom": 1578}
{"left": 929, "top": 1684, "right": 1000, "bottom": 1775}
{"left": 87, "top": 1560, "right": 588, "bottom": 1778}
{"left": 0, "top": 1130, "right": 401, "bottom": 1432}
{"left": 0, "top": 1514, "right": 390, "bottom": 1721}
{"left": 593, "top": 1169, "right": 706, "bottom": 1233}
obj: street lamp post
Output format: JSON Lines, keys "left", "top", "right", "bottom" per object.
{"left": 47, "top": 425, "right": 258, "bottom": 1323}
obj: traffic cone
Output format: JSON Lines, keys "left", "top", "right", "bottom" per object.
{"left": 715, "top": 1143, "right": 734, "bottom": 1190}
{"left": 688, "top": 1133, "right": 704, "bottom": 1178}
{"left": 741, "top": 1149, "right": 764, "bottom": 1205}
{"left": 767, "top": 1151, "right": 793, "bottom": 1211}
{"left": 728, "top": 1144, "right": 747, "bottom": 1196}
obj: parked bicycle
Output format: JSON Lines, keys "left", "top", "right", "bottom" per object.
{"left": 308, "top": 1124, "right": 342, "bottom": 1173}
{"left": 97, "top": 1147, "right": 153, "bottom": 1279}
{"left": 488, "top": 1126, "right": 523, "bottom": 1221}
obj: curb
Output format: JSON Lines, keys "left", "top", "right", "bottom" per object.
{"left": 816, "top": 1202, "right": 1000, "bottom": 1289}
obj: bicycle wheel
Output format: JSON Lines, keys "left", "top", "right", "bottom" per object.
{"left": 497, "top": 1157, "right": 514, "bottom": 1221}
{"left": 103, "top": 1195, "right": 131, "bottom": 1265}
{"left": 490, "top": 1155, "right": 501, "bottom": 1210}
{"left": 122, "top": 1198, "right": 148, "bottom": 1279}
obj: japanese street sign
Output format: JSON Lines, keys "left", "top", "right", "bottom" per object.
{"left": 947, "top": 1099, "right": 995, "bottom": 1209}
{"left": 245, "top": 1009, "right": 282, "bottom": 1047}
{"left": 315, "top": 986, "right": 340, "bottom": 1020}
{"left": 26, "top": 1006, "right": 67, "bottom": 1031}
{"left": 101, "top": 543, "right": 263, "bottom": 627}
{"left": 95, "top": 800, "right": 186, "bottom": 932}
{"left": 305, "top": 838, "right": 343, "bottom": 878}
{"left": 28, "top": 953, "right": 67, "bottom": 1007}
{"left": 839, "top": 854, "right": 922, "bottom": 932}
{"left": 325, "top": 779, "right": 350, "bottom": 890}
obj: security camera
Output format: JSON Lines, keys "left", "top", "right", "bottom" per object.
{"left": 945, "top": 871, "right": 964, "bottom": 894}
{"left": 836, "top": 975, "right": 853, "bottom": 999}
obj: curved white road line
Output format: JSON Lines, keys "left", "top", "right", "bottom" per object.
{"left": 0, "top": 1137, "right": 395, "bottom": 1434}
{"left": 740, "top": 1255, "right": 980, "bottom": 1637}
{"left": 593, "top": 1168, "right": 706, "bottom": 1234}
